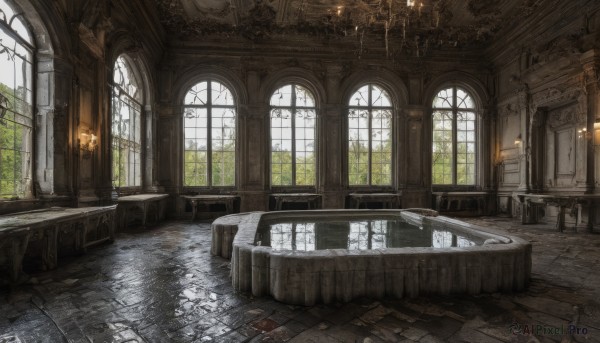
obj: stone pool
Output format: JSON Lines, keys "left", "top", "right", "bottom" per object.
{"left": 212, "top": 209, "right": 531, "bottom": 306}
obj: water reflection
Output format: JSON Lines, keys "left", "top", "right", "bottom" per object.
{"left": 256, "top": 218, "right": 481, "bottom": 251}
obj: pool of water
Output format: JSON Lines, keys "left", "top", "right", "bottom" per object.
{"left": 255, "top": 216, "right": 483, "bottom": 251}
{"left": 218, "top": 210, "right": 531, "bottom": 305}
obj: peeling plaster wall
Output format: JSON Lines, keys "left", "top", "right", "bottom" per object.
{"left": 489, "top": 0, "right": 600, "bottom": 219}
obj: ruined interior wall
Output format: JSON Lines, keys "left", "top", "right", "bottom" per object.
{"left": 490, "top": 0, "right": 600, "bottom": 217}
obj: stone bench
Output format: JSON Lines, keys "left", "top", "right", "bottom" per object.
{"left": 117, "top": 194, "right": 169, "bottom": 229}
{"left": 516, "top": 193, "right": 600, "bottom": 232}
{"left": 0, "top": 206, "right": 116, "bottom": 283}
{"left": 348, "top": 193, "right": 401, "bottom": 209}
{"left": 271, "top": 193, "right": 321, "bottom": 210}
{"left": 181, "top": 195, "right": 238, "bottom": 221}
{"left": 432, "top": 191, "right": 491, "bottom": 216}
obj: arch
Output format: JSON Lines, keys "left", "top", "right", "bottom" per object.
{"left": 16, "top": 0, "right": 67, "bottom": 55}
{"left": 9, "top": 0, "right": 74, "bottom": 197}
{"left": 424, "top": 72, "right": 490, "bottom": 189}
{"left": 260, "top": 68, "right": 326, "bottom": 108}
{"left": 423, "top": 71, "right": 489, "bottom": 111}
{"left": 346, "top": 82, "right": 395, "bottom": 187}
{"left": 106, "top": 34, "right": 155, "bottom": 108}
{"left": 110, "top": 54, "right": 146, "bottom": 189}
{"left": 182, "top": 79, "right": 238, "bottom": 188}
{"left": 174, "top": 66, "right": 247, "bottom": 108}
{"left": 269, "top": 83, "right": 318, "bottom": 187}
{"left": 340, "top": 69, "right": 409, "bottom": 110}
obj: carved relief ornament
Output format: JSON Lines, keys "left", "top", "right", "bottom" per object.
{"left": 497, "top": 102, "right": 519, "bottom": 117}
{"left": 530, "top": 86, "right": 586, "bottom": 124}
{"left": 547, "top": 105, "right": 576, "bottom": 128}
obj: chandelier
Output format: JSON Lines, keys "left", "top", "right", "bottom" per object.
{"left": 319, "top": 0, "right": 498, "bottom": 58}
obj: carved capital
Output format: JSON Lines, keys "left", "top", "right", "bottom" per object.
{"left": 497, "top": 102, "right": 519, "bottom": 117}
{"left": 582, "top": 63, "right": 600, "bottom": 87}
{"left": 515, "top": 84, "right": 529, "bottom": 109}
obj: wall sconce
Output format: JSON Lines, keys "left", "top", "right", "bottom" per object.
{"left": 578, "top": 127, "right": 591, "bottom": 140}
{"left": 514, "top": 134, "right": 522, "bottom": 146}
{"left": 594, "top": 121, "right": 600, "bottom": 146}
{"left": 80, "top": 129, "right": 98, "bottom": 152}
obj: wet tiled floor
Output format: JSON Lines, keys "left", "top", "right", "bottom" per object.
{"left": 1, "top": 217, "right": 600, "bottom": 342}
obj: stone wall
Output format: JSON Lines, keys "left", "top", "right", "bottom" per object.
{"left": 0, "top": 0, "right": 164, "bottom": 214}
{"left": 156, "top": 39, "right": 495, "bottom": 215}
{"left": 4, "top": 0, "right": 600, "bottom": 217}
{"left": 489, "top": 0, "right": 600, "bottom": 219}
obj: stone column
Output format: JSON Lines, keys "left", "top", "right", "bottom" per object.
{"left": 403, "top": 105, "right": 428, "bottom": 208}
{"left": 517, "top": 85, "right": 531, "bottom": 192}
{"left": 142, "top": 102, "right": 163, "bottom": 194}
{"left": 238, "top": 103, "right": 269, "bottom": 211}
{"left": 36, "top": 55, "right": 74, "bottom": 198}
{"left": 156, "top": 103, "right": 180, "bottom": 194}
{"left": 581, "top": 50, "right": 600, "bottom": 193}
{"left": 480, "top": 104, "right": 495, "bottom": 191}
{"left": 320, "top": 65, "right": 344, "bottom": 208}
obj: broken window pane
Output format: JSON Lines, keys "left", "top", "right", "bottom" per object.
{"left": 111, "top": 55, "right": 142, "bottom": 188}
{"left": 0, "top": 0, "right": 33, "bottom": 199}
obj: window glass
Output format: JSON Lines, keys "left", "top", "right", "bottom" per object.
{"left": 348, "top": 84, "right": 393, "bottom": 186}
{"left": 112, "top": 55, "right": 143, "bottom": 188}
{"left": 432, "top": 87, "right": 476, "bottom": 185}
{"left": 270, "top": 84, "right": 316, "bottom": 186}
{"left": 0, "top": 0, "right": 33, "bottom": 199}
{"left": 184, "top": 80, "right": 236, "bottom": 187}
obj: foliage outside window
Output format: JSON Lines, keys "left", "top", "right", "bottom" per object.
{"left": 431, "top": 87, "right": 476, "bottom": 185}
{"left": 183, "top": 81, "right": 236, "bottom": 187}
{"left": 112, "top": 55, "right": 142, "bottom": 188}
{"left": 348, "top": 84, "right": 392, "bottom": 186}
{"left": 270, "top": 84, "right": 316, "bottom": 186}
{"left": 0, "top": 0, "right": 33, "bottom": 199}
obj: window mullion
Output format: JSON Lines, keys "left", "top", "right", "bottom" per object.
{"left": 291, "top": 85, "right": 297, "bottom": 186}
{"left": 368, "top": 86, "right": 373, "bottom": 186}
{"left": 207, "top": 82, "right": 212, "bottom": 187}
{"left": 452, "top": 88, "right": 457, "bottom": 185}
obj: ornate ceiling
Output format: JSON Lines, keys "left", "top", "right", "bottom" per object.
{"left": 156, "top": 0, "right": 541, "bottom": 54}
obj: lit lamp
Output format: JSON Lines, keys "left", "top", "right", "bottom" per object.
{"left": 514, "top": 134, "right": 522, "bottom": 146}
{"left": 80, "top": 129, "right": 98, "bottom": 152}
{"left": 578, "top": 127, "right": 589, "bottom": 140}
{"left": 594, "top": 121, "right": 600, "bottom": 146}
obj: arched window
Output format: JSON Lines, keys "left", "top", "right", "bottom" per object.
{"left": 112, "top": 55, "right": 143, "bottom": 188}
{"left": 348, "top": 84, "right": 392, "bottom": 186}
{"left": 183, "top": 80, "right": 236, "bottom": 187}
{"left": 270, "top": 84, "right": 316, "bottom": 186}
{"left": 432, "top": 86, "right": 476, "bottom": 185}
{"left": 0, "top": 0, "right": 34, "bottom": 199}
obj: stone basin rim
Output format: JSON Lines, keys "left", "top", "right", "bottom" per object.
{"left": 226, "top": 209, "right": 532, "bottom": 305}
{"left": 233, "top": 209, "right": 519, "bottom": 252}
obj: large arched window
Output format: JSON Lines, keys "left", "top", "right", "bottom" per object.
{"left": 0, "top": 1, "right": 34, "bottom": 199}
{"left": 112, "top": 55, "right": 143, "bottom": 188}
{"left": 432, "top": 86, "right": 476, "bottom": 185}
{"left": 270, "top": 84, "right": 316, "bottom": 186}
{"left": 183, "top": 80, "right": 236, "bottom": 187}
{"left": 348, "top": 84, "right": 392, "bottom": 186}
